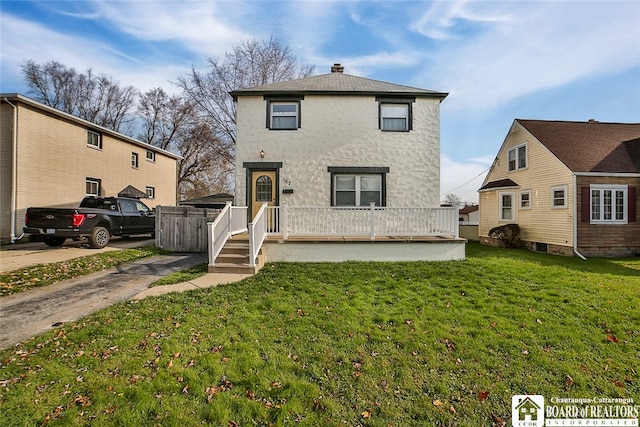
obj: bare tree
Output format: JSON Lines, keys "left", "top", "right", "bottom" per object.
{"left": 21, "top": 60, "right": 136, "bottom": 133}
{"left": 137, "top": 88, "right": 234, "bottom": 199}
{"left": 176, "top": 37, "right": 315, "bottom": 145}
{"left": 443, "top": 193, "right": 462, "bottom": 207}
{"left": 21, "top": 60, "right": 79, "bottom": 111}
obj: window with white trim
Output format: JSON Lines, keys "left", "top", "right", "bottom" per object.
{"left": 551, "top": 185, "right": 567, "bottom": 208}
{"left": 146, "top": 186, "right": 155, "bottom": 199}
{"left": 520, "top": 190, "right": 531, "bottom": 209}
{"left": 86, "top": 178, "right": 101, "bottom": 196}
{"left": 499, "top": 192, "right": 515, "bottom": 221}
{"left": 87, "top": 130, "right": 102, "bottom": 149}
{"left": 146, "top": 150, "right": 156, "bottom": 162}
{"left": 132, "top": 152, "right": 139, "bottom": 169}
{"left": 334, "top": 174, "right": 382, "bottom": 206}
{"left": 508, "top": 144, "right": 527, "bottom": 171}
{"left": 591, "top": 185, "right": 627, "bottom": 223}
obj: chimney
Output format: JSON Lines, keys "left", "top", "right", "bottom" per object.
{"left": 331, "top": 63, "right": 344, "bottom": 73}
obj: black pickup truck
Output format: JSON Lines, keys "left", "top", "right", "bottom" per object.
{"left": 24, "top": 196, "right": 156, "bottom": 249}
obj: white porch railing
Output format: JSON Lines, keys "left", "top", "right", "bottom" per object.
{"left": 207, "top": 202, "right": 248, "bottom": 266}
{"left": 248, "top": 203, "right": 268, "bottom": 267}
{"left": 266, "top": 204, "right": 459, "bottom": 239}
{"left": 208, "top": 203, "right": 459, "bottom": 271}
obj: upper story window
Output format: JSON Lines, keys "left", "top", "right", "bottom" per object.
{"left": 377, "top": 97, "right": 414, "bottom": 132}
{"left": 265, "top": 97, "right": 303, "bottom": 130}
{"left": 146, "top": 150, "right": 156, "bottom": 162}
{"left": 132, "top": 152, "right": 139, "bottom": 169}
{"left": 508, "top": 143, "right": 527, "bottom": 171}
{"left": 87, "top": 130, "right": 102, "bottom": 149}
{"left": 591, "top": 185, "right": 627, "bottom": 223}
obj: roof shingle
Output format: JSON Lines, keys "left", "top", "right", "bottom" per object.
{"left": 517, "top": 119, "right": 640, "bottom": 173}
{"left": 231, "top": 72, "right": 448, "bottom": 99}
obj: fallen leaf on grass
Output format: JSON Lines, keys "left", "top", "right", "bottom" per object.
{"left": 563, "top": 375, "right": 574, "bottom": 390}
{"left": 478, "top": 391, "right": 490, "bottom": 401}
{"left": 449, "top": 405, "right": 457, "bottom": 415}
{"left": 205, "top": 386, "right": 221, "bottom": 402}
{"left": 607, "top": 335, "right": 619, "bottom": 343}
{"left": 491, "top": 413, "right": 506, "bottom": 427}
{"left": 361, "top": 410, "right": 371, "bottom": 419}
{"left": 433, "top": 399, "right": 443, "bottom": 407}
{"left": 74, "top": 395, "right": 92, "bottom": 407}
{"left": 612, "top": 380, "right": 625, "bottom": 388}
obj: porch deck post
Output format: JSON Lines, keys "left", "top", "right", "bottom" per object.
{"left": 225, "top": 201, "right": 233, "bottom": 236}
{"left": 282, "top": 203, "right": 288, "bottom": 240}
{"left": 370, "top": 202, "right": 376, "bottom": 240}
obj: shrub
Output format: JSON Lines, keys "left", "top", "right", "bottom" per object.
{"left": 488, "top": 223, "right": 522, "bottom": 248}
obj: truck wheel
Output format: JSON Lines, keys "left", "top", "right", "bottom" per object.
{"left": 44, "top": 237, "right": 66, "bottom": 247}
{"left": 88, "top": 226, "right": 110, "bottom": 249}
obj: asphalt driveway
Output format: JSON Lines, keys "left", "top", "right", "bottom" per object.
{"left": 0, "top": 251, "right": 208, "bottom": 349}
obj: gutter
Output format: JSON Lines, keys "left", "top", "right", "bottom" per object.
{"left": 572, "top": 173, "right": 586, "bottom": 260}
{"left": 4, "top": 97, "right": 24, "bottom": 243}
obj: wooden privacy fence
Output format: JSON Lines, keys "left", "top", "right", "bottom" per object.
{"left": 155, "top": 206, "right": 221, "bottom": 252}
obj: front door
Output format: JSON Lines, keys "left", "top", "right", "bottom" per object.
{"left": 250, "top": 170, "right": 277, "bottom": 220}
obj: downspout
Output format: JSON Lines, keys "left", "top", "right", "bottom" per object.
{"left": 572, "top": 173, "right": 587, "bottom": 260}
{"left": 4, "top": 97, "right": 24, "bottom": 243}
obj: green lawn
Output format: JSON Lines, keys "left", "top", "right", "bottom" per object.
{"left": 0, "top": 246, "right": 167, "bottom": 296}
{"left": 1, "top": 243, "right": 638, "bottom": 426}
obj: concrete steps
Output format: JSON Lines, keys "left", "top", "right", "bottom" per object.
{"left": 208, "top": 238, "right": 266, "bottom": 274}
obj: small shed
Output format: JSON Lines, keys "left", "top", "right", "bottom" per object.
{"left": 179, "top": 193, "right": 234, "bottom": 209}
{"left": 118, "top": 185, "right": 148, "bottom": 199}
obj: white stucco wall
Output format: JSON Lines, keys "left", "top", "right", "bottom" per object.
{"left": 235, "top": 94, "right": 441, "bottom": 208}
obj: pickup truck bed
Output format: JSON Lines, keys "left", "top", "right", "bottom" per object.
{"left": 24, "top": 197, "right": 155, "bottom": 248}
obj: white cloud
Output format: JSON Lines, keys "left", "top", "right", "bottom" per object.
{"left": 411, "top": 0, "right": 511, "bottom": 40}
{"left": 414, "top": 1, "right": 640, "bottom": 110}
{"left": 0, "top": 14, "right": 194, "bottom": 94}
{"left": 88, "top": 1, "right": 250, "bottom": 58}
{"left": 440, "top": 154, "right": 493, "bottom": 204}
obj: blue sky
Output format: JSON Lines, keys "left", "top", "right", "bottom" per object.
{"left": 2, "top": 0, "right": 639, "bottom": 203}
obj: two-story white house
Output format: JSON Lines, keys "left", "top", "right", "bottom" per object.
{"left": 208, "top": 65, "right": 464, "bottom": 271}
{"left": 232, "top": 63, "right": 447, "bottom": 214}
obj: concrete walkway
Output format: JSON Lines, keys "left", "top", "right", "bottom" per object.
{"left": 133, "top": 272, "right": 252, "bottom": 300}
{"left": 0, "top": 252, "right": 251, "bottom": 350}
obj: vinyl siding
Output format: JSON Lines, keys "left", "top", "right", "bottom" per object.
{"left": 479, "top": 123, "right": 574, "bottom": 248}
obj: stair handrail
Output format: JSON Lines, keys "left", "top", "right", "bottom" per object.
{"left": 208, "top": 202, "right": 233, "bottom": 267}
{"left": 248, "top": 202, "right": 268, "bottom": 267}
